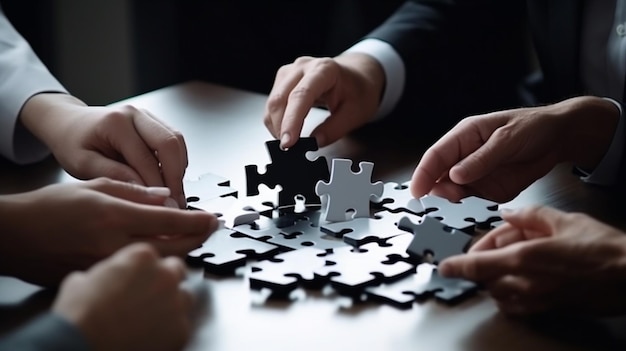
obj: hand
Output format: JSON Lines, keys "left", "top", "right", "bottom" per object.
{"left": 19, "top": 93, "right": 189, "bottom": 208}
{"left": 410, "top": 96, "right": 620, "bottom": 202}
{"left": 439, "top": 206, "right": 626, "bottom": 316}
{"left": 52, "top": 243, "right": 195, "bottom": 351}
{"left": 0, "top": 178, "right": 218, "bottom": 286}
{"left": 264, "top": 53, "right": 384, "bottom": 149}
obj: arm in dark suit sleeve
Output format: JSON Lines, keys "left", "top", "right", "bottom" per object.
{"left": 0, "top": 313, "right": 90, "bottom": 351}
{"left": 360, "top": 0, "right": 530, "bottom": 131}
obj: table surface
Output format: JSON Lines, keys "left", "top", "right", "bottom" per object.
{"left": 2, "top": 81, "right": 626, "bottom": 351}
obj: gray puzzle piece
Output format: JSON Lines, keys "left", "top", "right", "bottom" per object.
{"left": 187, "top": 224, "right": 279, "bottom": 275}
{"left": 184, "top": 172, "right": 237, "bottom": 206}
{"left": 321, "top": 216, "right": 407, "bottom": 247}
{"left": 366, "top": 263, "right": 478, "bottom": 308}
{"left": 371, "top": 181, "right": 425, "bottom": 214}
{"left": 399, "top": 216, "right": 472, "bottom": 263}
{"left": 316, "top": 241, "right": 415, "bottom": 293}
{"left": 187, "top": 195, "right": 260, "bottom": 229}
{"left": 315, "top": 158, "right": 383, "bottom": 222}
{"left": 420, "top": 194, "right": 501, "bottom": 232}
{"left": 269, "top": 217, "right": 349, "bottom": 251}
{"left": 248, "top": 247, "right": 329, "bottom": 294}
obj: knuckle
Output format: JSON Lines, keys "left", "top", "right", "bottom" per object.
{"left": 289, "top": 85, "right": 312, "bottom": 101}
{"left": 267, "top": 92, "right": 287, "bottom": 111}
{"left": 293, "top": 56, "right": 314, "bottom": 65}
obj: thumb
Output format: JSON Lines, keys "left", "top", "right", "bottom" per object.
{"left": 310, "top": 104, "right": 367, "bottom": 147}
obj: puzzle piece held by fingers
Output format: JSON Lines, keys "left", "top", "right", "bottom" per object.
{"left": 245, "top": 137, "right": 329, "bottom": 208}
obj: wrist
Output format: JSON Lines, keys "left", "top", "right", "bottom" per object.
{"left": 556, "top": 96, "right": 619, "bottom": 169}
{"left": 19, "top": 93, "right": 87, "bottom": 149}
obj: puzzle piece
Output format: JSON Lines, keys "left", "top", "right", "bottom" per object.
{"left": 245, "top": 137, "right": 329, "bottom": 208}
{"left": 187, "top": 195, "right": 260, "bottom": 228}
{"left": 420, "top": 194, "right": 501, "bottom": 232}
{"left": 187, "top": 224, "right": 280, "bottom": 275}
{"left": 248, "top": 247, "right": 330, "bottom": 294}
{"left": 321, "top": 217, "right": 406, "bottom": 247}
{"left": 233, "top": 212, "right": 310, "bottom": 240}
{"left": 371, "top": 181, "right": 425, "bottom": 214}
{"left": 315, "top": 158, "right": 383, "bottom": 222}
{"left": 365, "top": 263, "right": 478, "bottom": 308}
{"left": 399, "top": 216, "right": 472, "bottom": 263}
{"left": 184, "top": 173, "right": 237, "bottom": 206}
{"left": 269, "top": 216, "right": 349, "bottom": 251}
{"left": 316, "top": 241, "right": 415, "bottom": 294}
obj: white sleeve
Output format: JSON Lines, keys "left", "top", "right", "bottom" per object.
{"left": 0, "top": 7, "right": 67, "bottom": 165}
{"left": 344, "top": 38, "right": 405, "bottom": 120}
{"left": 577, "top": 98, "right": 624, "bottom": 185}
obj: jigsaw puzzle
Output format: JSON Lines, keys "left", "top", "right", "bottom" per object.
{"left": 399, "top": 216, "right": 472, "bottom": 263}
{"left": 316, "top": 240, "right": 415, "bottom": 294}
{"left": 321, "top": 217, "right": 407, "bottom": 247}
{"left": 365, "top": 263, "right": 479, "bottom": 308}
{"left": 182, "top": 139, "right": 512, "bottom": 309}
{"left": 184, "top": 172, "right": 238, "bottom": 206}
{"left": 187, "top": 223, "right": 280, "bottom": 275}
{"left": 372, "top": 181, "right": 426, "bottom": 215}
{"left": 420, "top": 194, "right": 501, "bottom": 232}
{"left": 248, "top": 247, "right": 330, "bottom": 294}
{"left": 245, "top": 137, "right": 329, "bottom": 208}
{"left": 315, "top": 158, "right": 383, "bottom": 222}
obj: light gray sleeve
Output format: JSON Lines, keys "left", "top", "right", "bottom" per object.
{"left": 0, "top": 313, "right": 90, "bottom": 351}
{"left": 0, "top": 6, "right": 68, "bottom": 165}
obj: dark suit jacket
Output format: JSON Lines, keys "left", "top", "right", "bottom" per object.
{"left": 362, "top": 0, "right": 626, "bottom": 185}
{"left": 363, "top": 0, "right": 597, "bottom": 127}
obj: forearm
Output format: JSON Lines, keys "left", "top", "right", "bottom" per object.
{"left": 19, "top": 93, "right": 87, "bottom": 154}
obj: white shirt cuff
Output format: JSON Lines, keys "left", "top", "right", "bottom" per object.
{"left": 344, "top": 38, "right": 405, "bottom": 120}
{"left": 578, "top": 97, "right": 624, "bottom": 185}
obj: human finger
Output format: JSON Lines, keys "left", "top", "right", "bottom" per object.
{"left": 160, "top": 256, "right": 188, "bottom": 282}
{"left": 499, "top": 206, "right": 564, "bottom": 237}
{"left": 280, "top": 58, "right": 340, "bottom": 149}
{"left": 76, "top": 150, "right": 145, "bottom": 185}
{"left": 265, "top": 63, "right": 307, "bottom": 139}
{"left": 139, "top": 108, "right": 189, "bottom": 207}
{"left": 98, "top": 108, "right": 163, "bottom": 186}
{"left": 309, "top": 102, "right": 362, "bottom": 147}
{"left": 85, "top": 178, "right": 173, "bottom": 206}
{"left": 410, "top": 115, "right": 507, "bottom": 198}
{"left": 438, "top": 241, "right": 549, "bottom": 282}
{"left": 130, "top": 108, "right": 187, "bottom": 206}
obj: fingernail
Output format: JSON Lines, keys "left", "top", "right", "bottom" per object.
{"left": 164, "top": 197, "right": 179, "bottom": 208}
{"left": 146, "top": 186, "right": 171, "bottom": 197}
{"left": 280, "top": 132, "right": 291, "bottom": 150}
